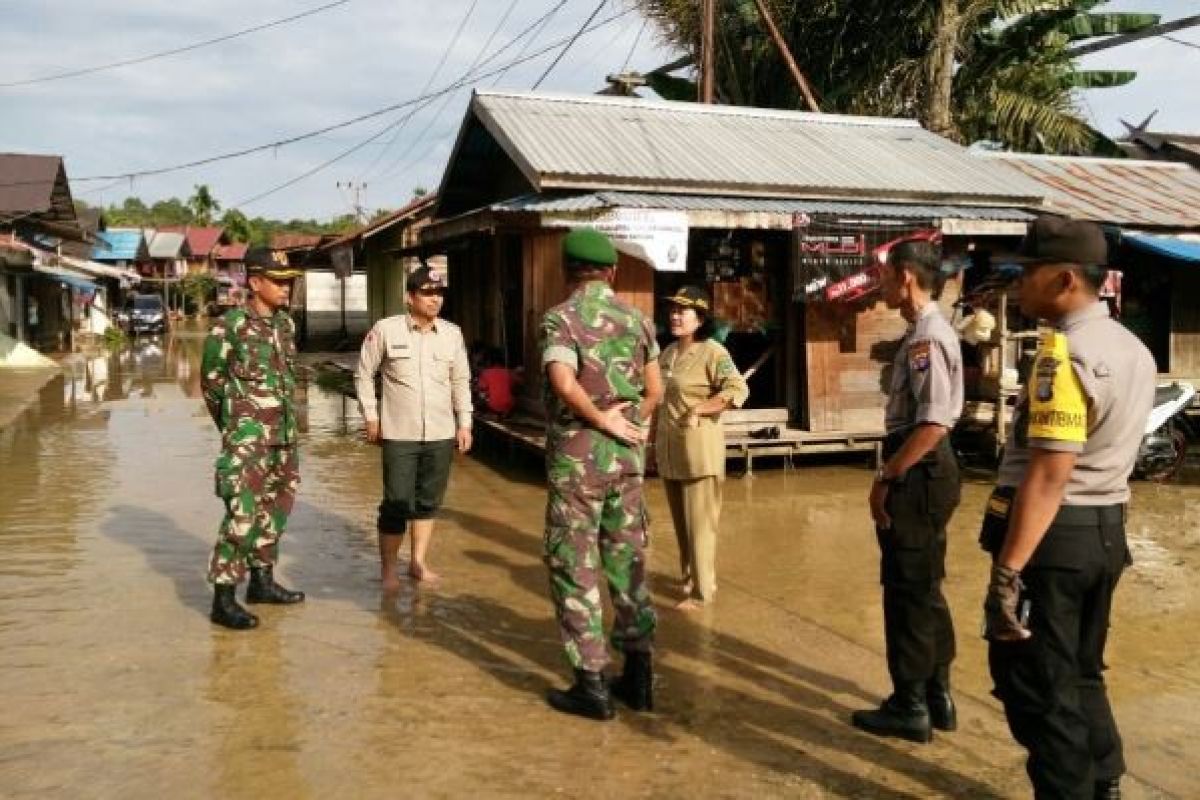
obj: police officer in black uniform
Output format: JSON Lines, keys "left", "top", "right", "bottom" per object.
{"left": 981, "top": 216, "right": 1155, "bottom": 799}
{"left": 853, "top": 240, "right": 964, "bottom": 743}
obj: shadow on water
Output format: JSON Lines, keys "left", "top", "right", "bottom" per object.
{"left": 431, "top": 506, "right": 1007, "bottom": 800}
{"left": 97, "top": 444, "right": 1004, "bottom": 797}
{"left": 102, "top": 505, "right": 214, "bottom": 617}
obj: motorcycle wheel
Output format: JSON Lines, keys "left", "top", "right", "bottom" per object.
{"left": 1143, "top": 428, "right": 1190, "bottom": 483}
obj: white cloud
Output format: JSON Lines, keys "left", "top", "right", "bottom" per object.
{"left": 3, "top": 0, "right": 1192, "bottom": 220}
{"left": 0, "top": 0, "right": 673, "bottom": 219}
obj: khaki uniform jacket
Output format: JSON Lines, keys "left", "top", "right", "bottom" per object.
{"left": 655, "top": 340, "right": 749, "bottom": 480}
{"left": 354, "top": 315, "right": 473, "bottom": 442}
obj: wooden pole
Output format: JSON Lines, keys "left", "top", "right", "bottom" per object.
{"left": 750, "top": 0, "right": 821, "bottom": 112}
{"left": 700, "top": 0, "right": 716, "bottom": 103}
{"left": 1068, "top": 13, "right": 1200, "bottom": 57}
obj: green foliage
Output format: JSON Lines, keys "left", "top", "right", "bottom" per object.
{"left": 102, "top": 325, "right": 127, "bottom": 348}
{"left": 76, "top": 187, "right": 360, "bottom": 248}
{"left": 187, "top": 185, "right": 221, "bottom": 225}
{"left": 181, "top": 272, "right": 218, "bottom": 315}
{"left": 635, "top": 0, "right": 1156, "bottom": 154}
{"left": 220, "top": 208, "right": 253, "bottom": 243}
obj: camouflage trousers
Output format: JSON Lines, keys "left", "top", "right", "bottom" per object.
{"left": 209, "top": 444, "right": 300, "bottom": 585}
{"left": 544, "top": 474, "right": 656, "bottom": 672}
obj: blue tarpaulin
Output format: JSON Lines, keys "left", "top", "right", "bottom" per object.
{"left": 1122, "top": 232, "right": 1200, "bottom": 264}
{"left": 91, "top": 229, "right": 143, "bottom": 262}
{"left": 34, "top": 264, "right": 98, "bottom": 291}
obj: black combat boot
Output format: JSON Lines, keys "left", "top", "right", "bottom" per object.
{"left": 851, "top": 682, "right": 933, "bottom": 743}
{"left": 547, "top": 670, "right": 616, "bottom": 721}
{"left": 926, "top": 665, "right": 957, "bottom": 732}
{"left": 211, "top": 584, "right": 259, "bottom": 630}
{"left": 1094, "top": 778, "right": 1121, "bottom": 800}
{"left": 246, "top": 566, "right": 305, "bottom": 604}
{"left": 610, "top": 651, "right": 654, "bottom": 711}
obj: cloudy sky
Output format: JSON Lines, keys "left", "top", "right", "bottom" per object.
{"left": 1, "top": 0, "right": 1196, "bottom": 221}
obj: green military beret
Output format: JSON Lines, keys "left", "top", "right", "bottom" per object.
{"left": 562, "top": 227, "right": 617, "bottom": 267}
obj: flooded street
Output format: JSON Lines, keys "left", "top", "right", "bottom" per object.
{"left": 2, "top": 333, "right": 1197, "bottom": 799}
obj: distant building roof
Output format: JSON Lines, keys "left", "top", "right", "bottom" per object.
{"left": 436, "top": 91, "right": 1046, "bottom": 217}
{"left": 91, "top": 228, "right": 145, "bottom": 261}
{"left": 980, "top": 153, "right": 1200, "bottom": 230}
{"left": 159, "top": 225, "right": 226, "bottom": 257}
{"left": 323, "top": 194, "right": 437, "bottom": 250}
{"left": 145, "top": 230, "right": 187, "bottom": 259}
{"left": 214, "top": 242, "right": 248, "bottom": 260}
{"left": 1118, "top": 115, "right": 1200, "bottom": 169}
{"left": 0, "top": 153, "right": 81, "bottom": 234}
{"left": 271, "top": 233, "right": 327, "bottom": 251}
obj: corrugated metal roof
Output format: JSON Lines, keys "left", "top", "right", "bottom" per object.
{"left": 91, "top": 228, "right": 143, "bottom": 261}
{"left": 493, "top": 191, "right": 1036, "bottom": 220}
{"left": 214, "top": 242, "right": 248, "bottom": 260}
{"left": 146, "top": 230, "right": 186, "bottom": 259}
{"left": 271, "top": 233, "right": 325, "bottom": 250}
{"left": 980, "top": 153, "right": 1200, "bottom": 230}
{"left": 465, "top": 91, "right": 1045, "bottom": 206}
{"left": 160, "top": 225, "right": 225, "bottom": 256}
{"left": 322, "top": 194, "right": 438, "bottom": 250}
{"left": 0, "top": 153, "right": 65, "bottom": 214}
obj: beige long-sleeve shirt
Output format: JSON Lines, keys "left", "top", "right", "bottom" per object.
{"left": 354, "top": 314, "right": 473, "bottom": 442}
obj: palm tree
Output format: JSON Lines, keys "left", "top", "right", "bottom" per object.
{"left": 187, "top": 184, "right": 222, "bottom": 226}
{"left": 636, "top": 0, "right": 1157, "bottom": 153}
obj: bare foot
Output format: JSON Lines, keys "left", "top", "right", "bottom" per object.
{"left": 674, "top": 597, "right": 706, "bottom": 612}
{"left": 408, "top": 564, "right": 441, "bottom": 584}
{"left": 381, "top": 571, "right": 402, "bottom": 593}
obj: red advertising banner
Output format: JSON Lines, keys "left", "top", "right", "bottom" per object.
{"left": 793, "top": 217, "right": 941, "bottom": 303}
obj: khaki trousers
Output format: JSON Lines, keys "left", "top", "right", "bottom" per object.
{"left": 664, "top": 476, "right": 723, "bottom": 601}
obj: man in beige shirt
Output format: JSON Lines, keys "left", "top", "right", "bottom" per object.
{"left": 354, "top": 266, "right": 472, "bottom": 589}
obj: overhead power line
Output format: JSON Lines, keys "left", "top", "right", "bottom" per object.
{"left": 368, "top": 0, "right": 524, "bottom": 184}
{"left": 1067, "top": 13, "right": 1200, "bottom": 57}
{"left": 1163, "top": 34, "right": 1200, "bottom": 52}
{"left": 0, "top": 1, "right": 616, "bottom": 193}
{"left": 532, "top": 0, "right": 608, "bottom": 90}
{"left": 493, "top": 0, "right": 570, "bottom": 87}
{"left": 0, "top": 0, "right": 353, "bottom": 89}
{"left": 231, "top": 5, "right": 633, "bottom": 209}
{"left": 357, "top": 0, "right": 483, "bottom": 178}
{"left": 620, "top": 18, "right": 648, "bottom": 75}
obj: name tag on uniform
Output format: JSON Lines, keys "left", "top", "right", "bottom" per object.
{"left": 388, "top": 343, "right": 411, "bottom": 357}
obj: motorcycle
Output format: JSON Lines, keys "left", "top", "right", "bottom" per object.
{"left": 1135, "top": 382, "right": 1196, "bottom": 481}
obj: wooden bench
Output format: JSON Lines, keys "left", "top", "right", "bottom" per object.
{"left": 721, "top": 408, "right": 882, "bottom": 476}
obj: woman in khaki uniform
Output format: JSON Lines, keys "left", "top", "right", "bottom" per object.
{"left": 655, "top": 286, "right": 749, "bottom": 611}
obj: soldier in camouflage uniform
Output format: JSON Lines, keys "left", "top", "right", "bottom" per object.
{"left": 540, "top": 228, "right": 664, "bottom": 720}
{"left": 201, "top": 247, "right": 306, "bottom": 630}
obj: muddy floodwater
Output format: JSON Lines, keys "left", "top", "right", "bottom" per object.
{"left": 2, "top": 331, "right": 1198, "bottom": 799}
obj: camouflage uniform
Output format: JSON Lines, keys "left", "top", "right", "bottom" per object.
{"left": 201, "top": 306, "right": 300, "bottom": 585}
{"left": 541, "top": 280, "right": 658, "bottom": 672}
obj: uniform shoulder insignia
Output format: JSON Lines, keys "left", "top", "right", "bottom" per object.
{"left": 1028, "top": 331, "right": 1087, "bottom": 443}
{"left": 908, "top": 339, "right": 932, "bottom": 372}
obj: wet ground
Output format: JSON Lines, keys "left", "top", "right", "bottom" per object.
{"left": 2, "top": 331, "right": 1198, "bottom": 799}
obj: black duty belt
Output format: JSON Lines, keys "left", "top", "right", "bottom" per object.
{"left": 883, "top": 431, "right": 954, "bottom": 464}
{"left": 1053, "top": 504, "right": 1126, "bottom": 526}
